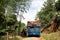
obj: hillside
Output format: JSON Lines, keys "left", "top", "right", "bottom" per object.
{"left": 41, "top": 16, "right": 60, "bottom": 33}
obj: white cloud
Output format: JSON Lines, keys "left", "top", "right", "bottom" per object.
{"left": 21, "top": 0, "right": 46, "bottom": 25}
{"left": 22, "top": 10, "right": 37, "bottom": 25}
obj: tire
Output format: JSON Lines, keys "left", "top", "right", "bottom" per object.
{"left": 28, "top": 35, "right": 32, "bottom": 37}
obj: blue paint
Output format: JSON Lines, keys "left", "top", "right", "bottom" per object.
{"left": 28, "top": 26, "right": 40, "bottom": 36}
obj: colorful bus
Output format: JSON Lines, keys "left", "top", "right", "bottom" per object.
{"left": 27, "top": 20, "right": 41, "bottom": 37}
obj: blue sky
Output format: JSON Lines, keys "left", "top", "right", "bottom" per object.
{"left": 21, "top": 0, "right": 46, "bottom": 25}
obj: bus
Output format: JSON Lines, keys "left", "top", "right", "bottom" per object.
{"left": 27, "top": 20, "right": 41, "bottom": 37}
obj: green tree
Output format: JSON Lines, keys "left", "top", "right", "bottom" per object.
{"left": 0, "top": 13, "right": 6, "bottom": 32}
{"left": 53, "top": 0, "right": 60, "bottom": 32}
{"left": 0, "top": 0, "right": 31, "bottom": 34}
{"left": 36, "top": 0, "right": 54, "bottom": 26}
{"left": 5, "top": 14, "right": 17, "bottom": 30}
{"left": 55, "top": 0, "right": 60, "bottom": 11}
{"left": 36, "top": 0, "right": 60, "bottom": 32}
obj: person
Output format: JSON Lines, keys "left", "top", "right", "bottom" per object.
{"left": 21, "top": 28, "right": 27, "bottom": 37}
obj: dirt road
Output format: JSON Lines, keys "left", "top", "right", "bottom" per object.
{"left": 23, "top": 37, "right": 45, "bottom": 40}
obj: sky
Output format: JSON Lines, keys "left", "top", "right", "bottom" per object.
{"left": 20, "top": 0, "right": 47, "bottom": 25}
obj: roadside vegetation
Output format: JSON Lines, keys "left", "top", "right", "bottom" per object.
{"left": 0, "top": 0, "right": 60, "bottom": 40}
{"left": 0, "top": 36, "right": 23, "bottom": 40}
{"left": 36, "top": 0, "right": 60, "bottom": 32}
{"left": 42, "top": 32, "right": 60, "bottom": 40}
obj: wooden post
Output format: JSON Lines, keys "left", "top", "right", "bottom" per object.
{"left": 7, "top": 32, "right": 9, "bottom": 40}
{"left": 16, "top": 28, "right": 18, "bottom": 36}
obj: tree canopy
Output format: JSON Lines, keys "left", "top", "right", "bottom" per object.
{"left": 36, "top": 0, "right": 60, "bottom": 26}
{"left": 0, "top": 0, "right": 31, "bottom": 34}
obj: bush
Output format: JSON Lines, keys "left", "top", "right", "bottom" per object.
{"left": 42, "top": 32, "right": 60, "bottom": 40}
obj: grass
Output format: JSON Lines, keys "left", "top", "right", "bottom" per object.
{"left": 41, "top": 31, "right": 60, "bottom": 40}
{"left": 0, "top": 36, "right": 23, "bottom": 40}
{"left": 0, "top": 32, "right": 60, "bottom": 40}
